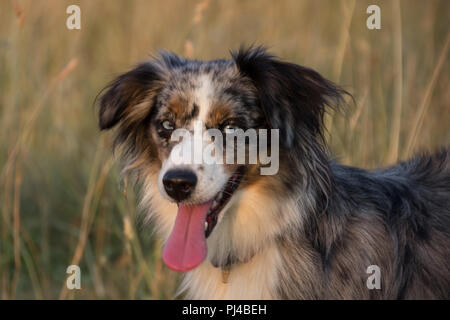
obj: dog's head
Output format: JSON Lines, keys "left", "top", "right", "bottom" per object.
{"left": 98, "top": 47, "right": 345, "bottom": 272}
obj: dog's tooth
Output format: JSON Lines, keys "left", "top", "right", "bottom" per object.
{"left": 212, "top": 200, "right": 218, "bottom": 208}
{"left": 217, "top": 192, "right": 223, "bottom": 201}
{"left": 204, "top": 222, "right": 208, "bottom": 231}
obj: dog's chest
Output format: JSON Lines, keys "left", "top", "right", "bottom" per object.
{"left": 179, "top": 243, "right": 281, "bottom": 299}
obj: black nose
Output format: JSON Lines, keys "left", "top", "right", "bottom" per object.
{"left": 162, "top": 170, "right": 197, "bottom": 202}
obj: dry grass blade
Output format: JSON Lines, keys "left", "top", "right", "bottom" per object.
{"left": 404, "top": 31, "right": 450, "bottom": 157}
{"left": 10, "top": 168, "right": 23, "bottom": 298}
{"left": 193, "top": 0, "right": 211, "bottom": 25}
{"left": 59, "top": 146, "right": 114, "bottom": 300}
{"left": 13, "top": 0, "right": 25, "bottom": 27}
{"left": 386, "top": 0, "right": 403, "bottom": 164}
{"left": 1, "top": 58, "right": 78, "bottom": 183}
{"left": 324, "top": 0, "right": 355, "bottom": 143}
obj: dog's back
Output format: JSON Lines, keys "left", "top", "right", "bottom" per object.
{"left": 308, "top": 150, "right": 450, "bottom": 299}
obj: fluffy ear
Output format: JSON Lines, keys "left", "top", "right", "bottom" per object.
{"left": 98, "top": 62, "right": 163, "bottom": 130}
{"left": 231, "top": 46, "right": 347, "bottom": 148}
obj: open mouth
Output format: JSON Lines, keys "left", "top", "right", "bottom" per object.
{"left": 162, "top": 166, "right": 245, "bottom": 272}
{"left": 204, "top": 166, "right": 245, "bottom": 238}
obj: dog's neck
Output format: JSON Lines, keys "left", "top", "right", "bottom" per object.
{"left": 211, "top": 245, "right": 258, "bottom": 285}
{"left": 179, "top": 239, "right": 284, "bottom": 299}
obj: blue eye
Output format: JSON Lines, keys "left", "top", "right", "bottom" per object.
{"left": 161, "top": 120, "right": 174, "bottom": 131}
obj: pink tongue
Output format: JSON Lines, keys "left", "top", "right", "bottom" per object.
{"left": 162, "top": 202, "right": 212, "bottom": 272}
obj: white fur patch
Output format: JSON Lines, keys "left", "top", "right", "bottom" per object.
{"left": 195, "top": 74, "right": 214, "bottom": 123}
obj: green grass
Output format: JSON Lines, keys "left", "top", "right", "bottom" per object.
{"left": 0, "top": 0, "right": 449, "bottom": 299}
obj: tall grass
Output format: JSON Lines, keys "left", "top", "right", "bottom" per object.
{"left": 0, "top": 0, "right": 449, "bottom": 299}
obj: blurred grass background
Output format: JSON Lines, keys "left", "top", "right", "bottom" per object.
{"left": 0, "top": 0, "right": 448, "bottom": 299}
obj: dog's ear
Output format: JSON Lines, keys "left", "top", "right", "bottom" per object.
{"left": 232, "top": 46, "right": 346, "bottom": 148}
{"left": 98, "top": 62, "right": 163, "bottom": 130}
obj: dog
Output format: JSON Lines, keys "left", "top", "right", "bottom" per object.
{"left": 97, "top": 46, "right": 450, "bottom": 299}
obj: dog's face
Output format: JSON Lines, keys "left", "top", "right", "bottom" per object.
{"left": 150, "top": 63, "right": 263, "bottom": 206}
{"left": 98, "top": 47, "right": 344, "bottom": 272}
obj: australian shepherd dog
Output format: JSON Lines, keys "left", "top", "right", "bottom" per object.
{"left": 97, "top": 47, "right": 450, "bottom": 299}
